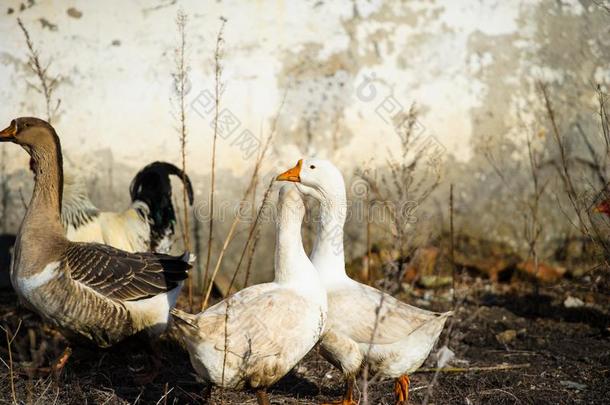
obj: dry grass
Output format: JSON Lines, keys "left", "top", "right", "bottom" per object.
{"left": 201, "top": 88, "right": 288, "bottom": 307}
{"left": 202, "top": 17, "right": 227, "bottom": 308}
{"left": 356, "top": 104, "right": 442, "bottom": 292}
{"left": 3, "top": 275, "right": 609, "bottom": 404}
{"left": 17, "top": 18, "right": 60, "bottom": 124}
{"left": 540, "top": 82, "right": 610, "bottom": 260}
{"left": 0, "top": 147, "right": 8, "bottom": 234}
{"left": 172, "top": 9, "right": 193, "bottom": 308}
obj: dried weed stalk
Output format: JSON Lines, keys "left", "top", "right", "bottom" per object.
{"left": 173, "top": 9, "right": 193, "bottom": 307}
{"left": 524, "top": 129, "right": 547, "bottom": 293}
{"left": 539, "top": 82, "right": 610, "bottom": 257}
{"left": 201, "top": 88, "right": 287, "bottom": 309}
{"left": 17, "top": 18, "right": 60, "bottom": 123}
{"left": 356, "top": 105, "right": 441, "bottom": 291}
{"left": 202, "top": 17, "right": 227, "bottom": 302}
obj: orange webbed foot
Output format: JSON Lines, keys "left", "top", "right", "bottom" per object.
{"left": 394, "top": 374, "right": 410, "bottom": 405}
{"left": 322, "top": 376, "right": 358, "bottom": 405}
{"left": 51, "top": 347, "right": 72, "bottom": 378}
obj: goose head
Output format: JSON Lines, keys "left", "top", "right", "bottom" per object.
{"left": 276, "top": 158, "right": 346, "bottom": 203}
{"left": 0, "top": 117, "right": 60, "bottom": 161}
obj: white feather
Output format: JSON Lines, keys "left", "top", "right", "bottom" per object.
{"left": 14, "top": 261, "right": 60, "bottom": 299}
{"left": 62, "top": 175, "right": 153, "bottom": 253}
{"left": 124, "top": 283, "right": 183, "bottom": 335}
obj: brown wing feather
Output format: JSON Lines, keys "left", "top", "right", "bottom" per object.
{"left": 63, "top": 242, "right": 190, "bottom": 301}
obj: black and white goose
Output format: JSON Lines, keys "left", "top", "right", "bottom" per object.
{"left": 59, "top": 161, "right": 194, "bottom": 254}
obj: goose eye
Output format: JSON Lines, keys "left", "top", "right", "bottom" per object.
{"left": 310, "top": 165, "right": 316, "bottom": 169}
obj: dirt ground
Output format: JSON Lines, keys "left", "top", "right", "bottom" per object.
{"left": 0, "top": 274, "right": 608, "bottom": 405}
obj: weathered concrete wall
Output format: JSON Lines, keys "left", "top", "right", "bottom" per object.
{"left": 3, "top": 1, "right": 605, "bottom": 176}
{"left": 1, "top": 1, "right": 608, "bottom": 280}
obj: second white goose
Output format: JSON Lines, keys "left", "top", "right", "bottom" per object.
{"left": 278, "top": 158, "right": 452, "bottom": 405}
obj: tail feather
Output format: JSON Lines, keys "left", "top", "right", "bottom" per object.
{"left": 167, "top": 308, "right": 199, "bottom": 348}
{"left": 156, "top": 251, "right": 192, "bottom": 283}
{"left": 171, "top": 308, "right": 199, "bottom": 329}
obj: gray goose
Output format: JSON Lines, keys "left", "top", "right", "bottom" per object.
{"left": 0, "top": 117, "right": 191, "bottom": 348}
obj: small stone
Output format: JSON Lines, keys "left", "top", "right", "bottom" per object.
{"left": 564, "top": 296, "right": 584, "bottom": 308}
{"left": 418, "top": 275, "right": 453, "bottom": 289}
{"left": 496, "top": 329, "right": 517, "bottom": 345}
{"left": 560, "top": 380, "right": 587, "bottom": 390}
{"left": 67, "top": 7, "right": 82, "bottom": 18}
{"left": 435, "top": 345, "right": 455, "bottom": 368}
{"left": 112, "top": 39, "right": 121, "bottom": 46}
{"left": 415, "top": 299, "right": 431, "bottom": 307}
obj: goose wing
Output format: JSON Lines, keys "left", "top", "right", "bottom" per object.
{"left": 328, "top": 283, "right": 442, "bottom": 345}
{"left": 198, "top": 285, "right": 321, "bottom": 358}
{"left": 62, "top": 242, "right": 190, "bottom": 301}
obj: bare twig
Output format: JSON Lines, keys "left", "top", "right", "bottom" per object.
{"left": 0, "top": 146, "right": 8, "bottom": 233}
{"left": 540, "top": 82, "right": 610, "bottom": 256}
{"left": 220, "top": 300, "right": 231, "bottom": 404}
{"left": 422, "top": 298, "right": 462, "bottom": 405}
{"left": 360, "top": 293, "right": 387, "bottom": 405}
{"left": 17, "top": 18, "right": 60, "bottom": 123}
{"left": 2, "top": 320, "right": 22, "bottom": 405}
{"left": 450, "top": 183, "right": 455, "bottom": 304}
{"left": 173, "top": 9, "right": 193, "bottom": 308}
{"left": 225, "top": 179, "right": 275, "bottom": 295}
{"left": 242, "top": 227, "right": 260, "bottom": 289}
{"left": 242, "top": 179, "right": 260, "bottom": 289}
{"left": 356, "top": 104, "right": 441, "bottom": 291}
{"left": 154, "top": 385, "right": 173, "bottom": 405}
{"left": 539, "top": 82, "right": 588, "bottom": 235}
{"left": 525, "top": 131, "right": 545, "bottom": 294}
{"left": 202, "top": 17, "right": 227, "bottom": 304}
{"left": 200, "top": 87, "right": 288, "bottom": 310}
{"left": 592, "top": 0, "right": 610, "bottom": 14}
{"left": 201, "top": 213, "right": 240, "bottom": 308}
{"left": 417, "top": 363, "right": 530, "bottom": 373}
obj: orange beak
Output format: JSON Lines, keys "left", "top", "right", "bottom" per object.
{"left": 0, "top": 121, "right": 16, "bottom": 142}
{"left": 277, "top": 159, "right": 302, "bottom": 182}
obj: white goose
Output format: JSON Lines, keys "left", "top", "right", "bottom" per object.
{"left": 171, "top": 184, "right": 327, "bottom": 405}
{"left": 277, "top": 159, "right": 452, "bottom": 405}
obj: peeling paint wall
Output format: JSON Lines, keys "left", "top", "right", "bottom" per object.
{"left": 1, "top": 1, "right": 609, "bottom": 277}
{"left": 3, "top": 1, "right": 605, "bottom": 175}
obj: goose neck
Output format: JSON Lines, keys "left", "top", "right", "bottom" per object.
{"left": 311, "top": 190, "right": 348, "bottom": 280}
{"left": 274, "top": 212, "right": 314, "bottom": 285}
{"left": 23, "top": 145, "right": 64, "bottom": 237}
